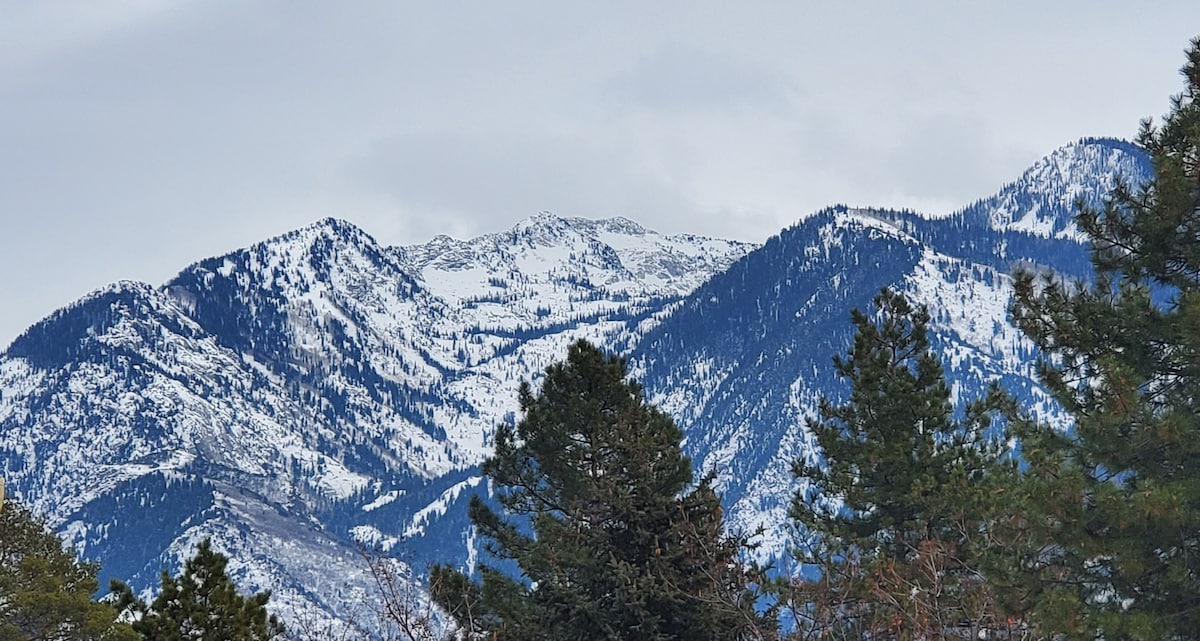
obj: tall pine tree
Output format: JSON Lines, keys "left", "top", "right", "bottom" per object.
{"left": 430, "top": 340, "right": 771, "bottom": 641}
{"left": 112, "top": 539, "right": 284, "bottom": 641}
{"left": 1011, "top": 36, "right": 1200, "bottom": 640}
{"left": 788, "top": 289, "right": 1013, "bottom": 639}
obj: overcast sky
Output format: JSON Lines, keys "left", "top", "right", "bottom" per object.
{"left": 2, "top": 2, "right": 1199, "bottom": 346}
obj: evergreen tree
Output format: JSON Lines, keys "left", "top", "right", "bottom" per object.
{"left": 430, "top": 340, "right": 771, "bottom": 641}
{"left": 788, "top": 289, "right": 1013, "bottom": 639}
{"left": 113, "top": 539, "right": 284, "bottom": 641}
{"left": 0, "top": 499, "right": 136, "bottom": 641}
{"left": 1010, "top": 36, "right": 1200, "bottom": 640}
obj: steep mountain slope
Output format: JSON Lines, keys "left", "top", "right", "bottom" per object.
{"left": 0, "top": 214, "right": 751, "bottom": 626}
{"left": 630, "top": 138, "right": 1152, "bottom": 559}
{"left": 966, "top": 137, "right": 1147, "bottom": 238}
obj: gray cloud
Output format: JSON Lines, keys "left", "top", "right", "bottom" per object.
{"left": 789, "top": 109, "right": 1039, "bottom": 216}
{"left": 3, "top": 1, "right": 1200, "bottom": 344}
{"left": 604, "top": 42, "right": 799, "bottom": 115}
{"left": 347, "top": 130, "right": 698, "bottom": 241}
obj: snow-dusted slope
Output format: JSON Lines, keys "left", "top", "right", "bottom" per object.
{"left": 964, "top": 137, "right": 1150, "bottom": 238}
{"left": 631, "top": 138, "right": 1150, "bottom": 560}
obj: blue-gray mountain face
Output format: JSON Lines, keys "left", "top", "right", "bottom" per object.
{"left": 0, "top": 139, "right": 1150, "bottom": 626}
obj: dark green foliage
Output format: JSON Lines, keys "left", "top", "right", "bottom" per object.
{"left": 1010, "top": 36, "right": 1200, "bottom": 640}
{"left": 0, "top": 500, "right": 135, "bottom": 641}
{"left": 430, "top": 340, "right": 771, "bottom": 641}
{"left": 788, "top": 289, "right": 1013, "bottom": 639}
{"left": 113, "top": 539, "right": 284, "bottom": 641}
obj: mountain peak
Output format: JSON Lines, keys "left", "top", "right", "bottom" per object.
{"left": 528, "top": 210, "right": 565, "bottom": 224}
{"left": 960, "top": 137, "right": 1150, "bottom": 238}
{"left": 508, "top": 211, "right": 575, "bottom": 239}
{"left": 593, "top": 216, "right": 648, "bottom": 236}
{"left": 288, "top": 217, "right": 378, "bottom": 247}
{"left": 506, "top": 212, "right": 652, "bottom": 239}
{"left": 4, "top": 280, "right": 183, "bottom": 367}
{"left": 171, "top": 216, "right": 390, "bottom": 287}
{"left": 1034, "top": 137, "right": 1144, "bottom": 182}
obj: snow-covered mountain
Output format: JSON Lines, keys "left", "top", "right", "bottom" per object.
{"left": 0, "top": 138, "right": 1150, "bottom": 627}
{"left": 0, "top": 212, "right": 753, "bottom": 626}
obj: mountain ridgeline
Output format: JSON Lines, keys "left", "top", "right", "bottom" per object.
{"left": 0, "top": 138, "right": 1150, "bottom": 626}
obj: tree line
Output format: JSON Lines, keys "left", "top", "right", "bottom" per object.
{"left": 4, "top": 35, "right": 1200, "bottom": 641}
